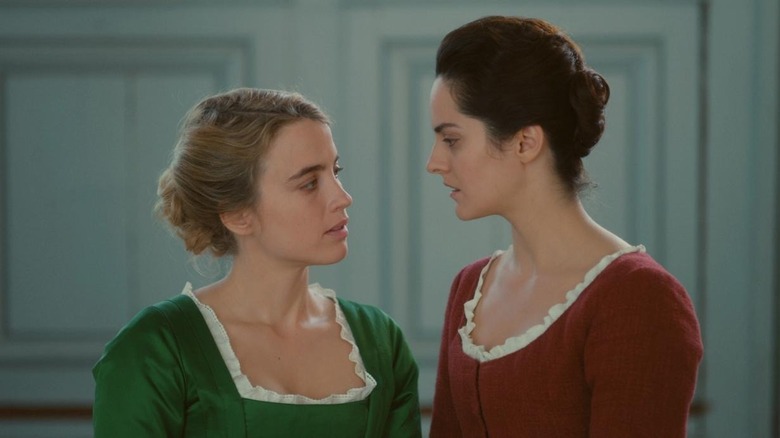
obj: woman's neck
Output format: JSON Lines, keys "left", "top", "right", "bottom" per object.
{"left": 196, "top": 253, "right": 317, "bottom": 328}
{"left": 504, "top": 197, "right": 628, "bottom": 275}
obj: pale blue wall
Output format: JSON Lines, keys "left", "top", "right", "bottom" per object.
{"left": 0, "top": 1, "right": 775, "bottom": 437}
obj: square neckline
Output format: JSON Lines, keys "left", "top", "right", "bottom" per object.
{"left": 182, "top": 283, "right": 377, "bottom": 404}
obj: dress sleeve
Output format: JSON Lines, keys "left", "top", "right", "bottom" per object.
{"left": 383, "top": 317, "right": 423, "bottom": 438}
{"left": 92, "top": 306, "right": 186, "bottom": 438}
{"left": 429, "top": 267, "right": 468, "bottom": 438}
{"left": 584, "top": 265, "right": 703, "bottom": 438}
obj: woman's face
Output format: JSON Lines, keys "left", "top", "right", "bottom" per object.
{"left": 247, "top": 119, "right": 352, "bottom": 267}
{"left": 427, "top": 78, "right": 519, "bottom": 220}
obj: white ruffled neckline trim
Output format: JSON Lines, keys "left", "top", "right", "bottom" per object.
{"left": 182, "top": 282, "right": 377, "bottom": 405}
{"left": 459, "top": 245, "right": 646, "bottom": 363}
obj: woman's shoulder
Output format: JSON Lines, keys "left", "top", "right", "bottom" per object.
{"left": 599, "top": 250, "right": 684, "bottom": 291}
{"left": 100, "top": 295, "right": 195, "bottom": 357}
{"left": 460, "top": 256, "right": 492, "bottom": 276}
{"left": 112, "top": 301, "right": 173, "bottom": 340}
{"left": 92, "top": 297, "right": 195, "bottom": 414}
{"left": 135, "top": 295, "right": 196, "bottom": 328}
{"left": 581, "top": 250, "right": 698, "bottom": 321}
{"left": 336, "top": 297, "right": 395, "bottom": 328}
{"left": 578, "top": 249, "right": 703, "bottom": 362}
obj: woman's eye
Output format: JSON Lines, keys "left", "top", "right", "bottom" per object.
{"left": 302, "top": 179, "right": 318, "bottom": 191}
{"left": 334, "top": 165, "right": 344, "bottom": 178}
{"left": 443, "top": 138, "right": 458, "bottom": 147}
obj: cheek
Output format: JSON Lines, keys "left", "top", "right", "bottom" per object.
{"left": 278, "top": 199, "right": 324, "bottom": 234}
{"left": 457, "top": 160, "right": 485, "bottom": 184}
{"left": 257, "top": 194, "right": 305, "bottom": 228}
{"left": 268, "top": 205, "right": 310, "bottom": 230}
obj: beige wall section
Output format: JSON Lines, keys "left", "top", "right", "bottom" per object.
{"left": 0, "top": 1, "right": 775, "bottom": 437}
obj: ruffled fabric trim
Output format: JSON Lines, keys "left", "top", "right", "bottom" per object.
{"left": 459, "top": 245, "right": 646, "bottom": 363}
{"left": 182, "top": 283, "right": 377, "bottom": 404}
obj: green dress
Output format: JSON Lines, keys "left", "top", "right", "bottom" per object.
{"left": 92, "top": 290, "right": 422, "bottom": 438}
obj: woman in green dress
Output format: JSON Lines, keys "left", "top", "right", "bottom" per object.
{"left": 92, "top": 88, "right": 422, "bottom": 438}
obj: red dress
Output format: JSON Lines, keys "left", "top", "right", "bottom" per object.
{"left": 430, "top": 247, "right": 703, "bottom": 438}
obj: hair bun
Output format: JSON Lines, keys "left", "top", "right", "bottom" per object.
{"left": 569, "top": 67, "right": 610, "bottom": 157}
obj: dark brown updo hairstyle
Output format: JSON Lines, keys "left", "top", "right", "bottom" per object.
{"left": 155, "top": 88, "right": 329, "bottom": 257}
{"left": 435, "top": 16, "right": 610, "bottom": 194}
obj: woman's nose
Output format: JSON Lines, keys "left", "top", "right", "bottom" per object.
{"left": 332, "top": 179, "right": 353, "bottom": 210}
{"left": 426, "top": 143, "right": 447, "bottom": 174}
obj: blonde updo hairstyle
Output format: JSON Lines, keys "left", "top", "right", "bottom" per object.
{"left": 155, "top": 88, "right": 329, "bottom": 257}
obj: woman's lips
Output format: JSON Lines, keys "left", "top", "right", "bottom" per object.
{"left": 445, "top": 183, "right": 461, "bottom": 199}
{"left": 325, "top": 220, "right": 349, "bottom": 238}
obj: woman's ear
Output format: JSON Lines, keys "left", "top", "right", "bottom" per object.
{"left": 220, "top": 209, "right": 255, "bottom": 236}
{"left": 513, "top": 125, "right": 545, "bottom": 163}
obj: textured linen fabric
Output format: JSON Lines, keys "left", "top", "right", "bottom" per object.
{"left": 429, "top": 250, "right": 703, "bottom": 438}
{"left": 93, "top": 293, "right": 422, "bottom": 438}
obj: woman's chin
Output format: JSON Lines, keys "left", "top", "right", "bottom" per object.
{"left": 455, "top": 207, "right": 483, "bottom": 222}
{"left": 316, "top": 246, "right": 349, "bottom": 266}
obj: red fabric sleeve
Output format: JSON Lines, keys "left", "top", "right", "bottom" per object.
{"left": 584, "top": 264, "right": 703, "bottom": 437}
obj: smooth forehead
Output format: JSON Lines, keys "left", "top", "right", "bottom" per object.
{"left": 272, "top": 119, "right": 334, "bottom": 151}
{"left": 264, "top": 119, "right": 337, "bottom": 169}
{"left": 430, "top": 78, "right": 461, "bottom": 123}
{"left": 430, "top": 77, "right": 453, "bottom": 107}
{"left": 430, "top": 77, "right": 488, "bottom": 135}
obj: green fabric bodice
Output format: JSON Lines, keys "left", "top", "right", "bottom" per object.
{"left": 93, "top": 294, "right": 421, "bottom": 438}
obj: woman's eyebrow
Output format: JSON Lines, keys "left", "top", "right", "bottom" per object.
{"left": 434, "top": 122, "right": 460, "bottom": 133}
{"left": 287, "top": 164, "right": 325, "bottom": 182}
{"left": 287, "top": 156, "right": 340, "bottom": 182}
